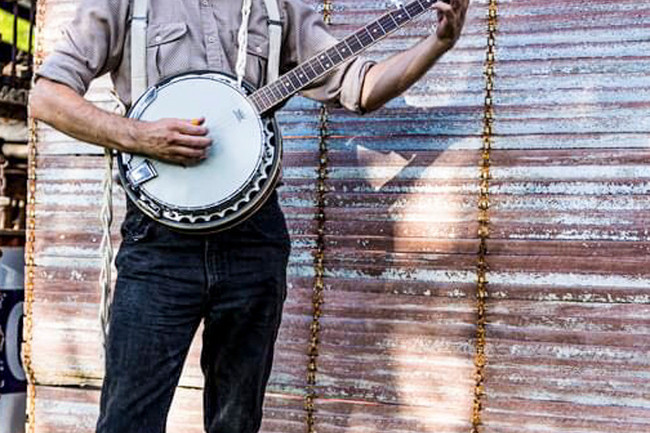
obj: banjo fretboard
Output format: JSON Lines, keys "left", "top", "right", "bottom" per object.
{"left": 249, "top": 0, "right": 437, "bottom": 114}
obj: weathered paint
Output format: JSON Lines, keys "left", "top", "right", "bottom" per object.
{"left": 30, "top": 0, "right": 650, "bottom": 432}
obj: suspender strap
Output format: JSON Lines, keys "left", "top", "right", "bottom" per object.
{"left": 131, "top": 0, "right": 148, "bottom": 103}
{"left": 263, "top": 0, "right": 282, "bottom": 83}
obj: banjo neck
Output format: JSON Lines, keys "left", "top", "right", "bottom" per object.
{"left": 248, "top": 0, "right": 438, "bottom": 115}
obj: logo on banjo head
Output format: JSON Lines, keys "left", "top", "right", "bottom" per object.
{"left": 233, "top": 108, "right": 246, "bottom": 122}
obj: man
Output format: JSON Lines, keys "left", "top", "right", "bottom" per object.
{"left": 30, "top": 0, "right": 468, "bottom": 432}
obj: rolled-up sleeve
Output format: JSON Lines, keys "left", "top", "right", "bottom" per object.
{"left": 281, "top": 0, "right": 375, "bottom": 113}
{"left": 36, "top": 0, "right": 129, "bottom": 95}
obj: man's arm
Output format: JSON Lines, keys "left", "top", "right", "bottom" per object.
{"left": 360, "top": 0, "right": 469, "bottom": 112}
{"left": 28, "top": 0, "right": 211, "bottom": 165}
{"left": 30, "top": 78, "right": 211, "bottom": 165}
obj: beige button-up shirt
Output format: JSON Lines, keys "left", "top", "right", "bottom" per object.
{"left": 37, "top": 0, "right": 374, "bottom": 112}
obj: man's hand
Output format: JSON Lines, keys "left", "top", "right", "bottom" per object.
{"left": 30, "top": 78, "right": 211, "bottom": 166}
{"left": 433, "top": 0, "right": 469, "bottom": 49}
{"left": 129, "top": 117, "right": 212, "bottom": 166}
{"left": 360, "top": 0, "right": 470, "bottom": 112}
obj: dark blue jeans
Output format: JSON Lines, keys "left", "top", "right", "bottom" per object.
{"left": 97, "top": 192, "right": 290, "bottom": 433}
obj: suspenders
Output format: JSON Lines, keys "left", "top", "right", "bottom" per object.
{"left": 263, "top": 0, "right": 282, "bottom": 83}
{"left": 130, "top": 0, "right": 283, "bottom": 103}
{"left": 130, "top": 0, "right": 148, "bottom": 102}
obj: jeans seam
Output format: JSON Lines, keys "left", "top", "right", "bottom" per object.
{"left": 203, "top": 239, "right": 210, "bottom": 301}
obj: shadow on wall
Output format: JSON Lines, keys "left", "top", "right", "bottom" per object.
{"left": 316, "top": 54, "right": 481, "bottom": 432}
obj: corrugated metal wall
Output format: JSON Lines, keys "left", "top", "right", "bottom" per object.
{"left": 27, "top": 0, "right": 650, "bottom": 432}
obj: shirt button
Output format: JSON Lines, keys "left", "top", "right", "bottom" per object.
{"left": 255, "top": 46, "right": 262, "bottom": 53}
{"left": 201, "top": 0, "right": 208, "bottom": 5}
{"left": 208, "top": 36, "right": 216, "bottom": 43}
{"left": 155, "top": 35, "right": 162, "bottom": 42}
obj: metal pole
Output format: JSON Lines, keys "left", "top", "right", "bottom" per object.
{"left": 11, "top": 0, "right": 18, "bottom": 81}
{"left": 28, "top": 0, "right": 36, "bottom": 75}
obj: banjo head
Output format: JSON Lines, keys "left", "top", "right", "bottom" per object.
{"left": 117, "top": 71, "right": 282, "bottom": 233}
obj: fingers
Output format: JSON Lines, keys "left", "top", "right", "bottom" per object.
{"left": 433, "top": 1, "right": 453, "bottom": 13}
{"left": 170, "top": 119, "right": 212, "bottom": 156}
{"left": 433, "top": 0, "right": 466, "bottom": 18}
{"left": 172, "top": 146, "right": 209, "bottom": 163}
{"left": 175, "top": 118, "right": 209, "bottom": 136}
{"left": 138, "top": 117, "right": 214, "bottom": 165}
{"left": 433, "top": 1, "right": 455, "bottom": 22}
{"left": 172, "top": 133, "right": 212, "bottom": 149}
{"left": 433, "top": 0, "right": 468, "bottom": 45}
{"left": 433, "top": 2, "right": 455, "bottom": 28}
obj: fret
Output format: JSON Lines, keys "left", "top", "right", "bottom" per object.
{"left": 379, "top": 13, "right": 398, "bottom": 32}
{"left": 390, "top": 8, "right": 410, "bottom": 26}
{"left": 406, "top": 0, "right": 425, "bottom": 16}
{"left": 356, "top": 28, "right": 373, "bottom": 46}
{"left": 302, "top": 62, "right": 317, "bottom": 80}
{"left": 251, "top": 87, "right": 271, "bottom": 111}
{"left": 326, "top": 45, "right": 344, "bottom": 64}
{"left": 293, "top": 66, "right": 307, "bottom": 85}
{"left": 287, "top": 71, "right": 302, "bottom": 89}
{"left": 401, "top": 5, "right": 413, "bottom": 19}
{"left": 260, "top": 88, "right": 273, "bottom": 107}
{"left": 268, "top": 83, "right": 283, "bottom": 101}
{"left": 280, "top": 75, "right": 297, "bottom": 93}
{"left": 256, "top": 100, "right": 268, "bottom": 114}
{"left": 277, "top": 82, "right": 292, "bottom": 99}
{"left": 346, "top": 34, "right": 363, "bottom": 53}
{"left": 339, "top": 40, "right": 353, "bottom": 58}
{"left": 248, "top": 93, "right": 261, "bottom": 111}
{"left": 366, "top": 21, "right": 387, "bottom": 40}
{"left": 309, "top": 57, "right": 326, "bottom": 75}
{"left": 315, "top": 52, "right": 331, "bottom": 70}
{"left": 251, "top": 93, "right": 263, "bottom": 111}
{"left": 375, "top": 18, "right": 388, "bottom": 34}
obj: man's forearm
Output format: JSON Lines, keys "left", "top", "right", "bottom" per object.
{"left": 29, "top": 79, "right": 211, "bottom": 164}
{"left": 360, "top": 35, "right": 451, "bottom": 112}
{"left": 29, "top": 78, "right": 138, "bottom": 152}
{"left": 359, "top": 0, "right": 468, "bottom": 112}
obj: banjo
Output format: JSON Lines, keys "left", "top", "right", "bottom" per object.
{"left": 118, "top": 0, "right": 443, "bottom": 233}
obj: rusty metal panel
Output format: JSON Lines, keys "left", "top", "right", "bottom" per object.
{"left": 483, "top": 0, "right": 650, "bottom": 432}
{"left": 30, "top": 0, "right": 650, "bottom": 432}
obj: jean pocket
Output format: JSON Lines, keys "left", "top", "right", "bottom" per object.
{"left": 245, "top": 194, "right": 291, "bottom": 253}
{"left": 120, "top": 210, "right": 154, "bottom": 244}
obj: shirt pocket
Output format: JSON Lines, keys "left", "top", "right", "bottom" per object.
{"left": 243, "top": 33, "right": 269, "bottom": 89}
{"left": 146, "top": 22, "right": 191, "bottom": 83}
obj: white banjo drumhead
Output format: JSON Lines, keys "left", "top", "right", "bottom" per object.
{"left": 128, "top": 74, "right": 265, "bottom": 209}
